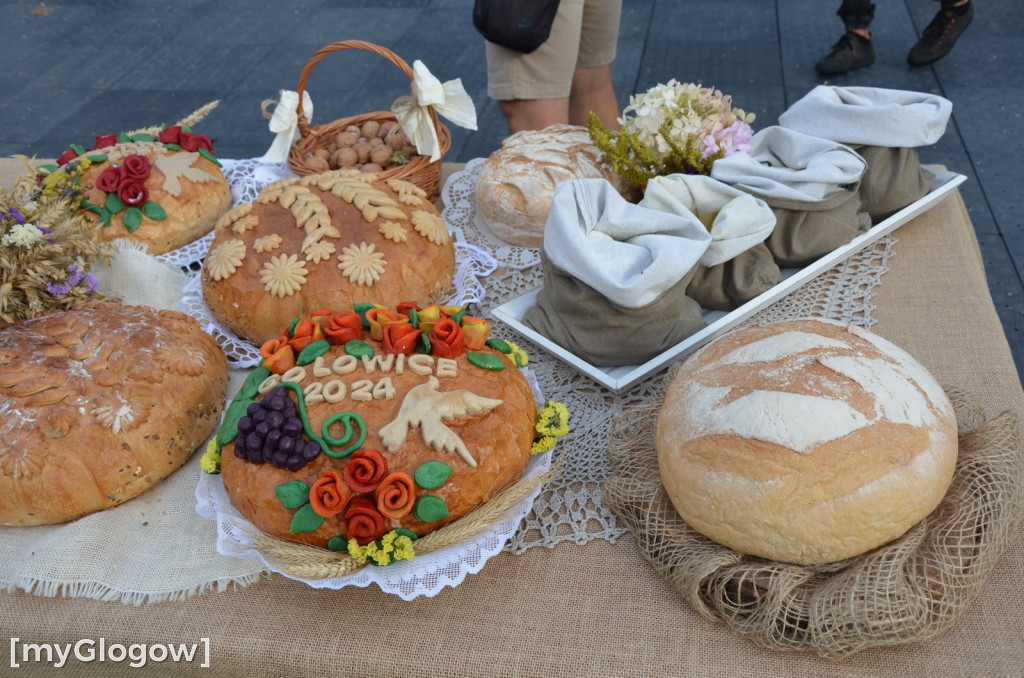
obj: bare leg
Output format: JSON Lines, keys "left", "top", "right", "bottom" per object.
{"left": 498, "top": 98, "right": 570, "bottom": 134}
{"left": 569, "top": 64, "right": 620, "bottom": 131}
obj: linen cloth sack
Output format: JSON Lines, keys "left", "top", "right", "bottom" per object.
{"left": 711, "top": 126, "right": 872, "bottom": 268}
{"left": 639, "top": 174, "right": 779, "bottom": 310}
{"left": 522, "top": 179, "right": 711, "bottom": 366}
{"left": 778, "top": 86, "right": 952, "bottom": 221}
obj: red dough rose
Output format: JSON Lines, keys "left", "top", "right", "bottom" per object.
{"left": 117, "top": 181, "right": 149, "bottom": 207}
{"left": 93, "top": 134, "right": 118, "bottom": 149}
{"left": 343, "top": 497, "right": 387, "bottom": 546}
{"left": 158, "top": 125, "right": 182, "bottom": 145}
{"left": 317, "top": 310, "right": 363, "bottom": 345}
{"left": 122, "top": 154, "right": 151, "bottom": 181}
{"left": 179, "top": 132, "right": 213, "bottom": 153}
{"left": 56, "top": 148, "right": 78, "bottom": 167}
{"left": 382, "top": 323, "right": 421, "bottom": 355}
{"left": 95, "top": 165, "right": 124, "bottom": 193}
{"left": 429, "top": 318, "right": 465, "bottom": 359}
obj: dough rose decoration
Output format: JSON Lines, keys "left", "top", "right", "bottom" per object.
{"left": 589, "top": 80, "right": 755, "bottom": 191}
{"left": 205, "top": 301, "right": 547, "bottom": 570}
{"left": 45, "top": 102, "right": 223, "bottom": 234}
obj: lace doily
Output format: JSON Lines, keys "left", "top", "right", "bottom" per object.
{"left": 195, "top": 370, "right": 551, "bottom": 600}
{"left": 439, "top": 161, "right": 897, "bottom": 550}
{"left": 177, "top": 158, "right": 498, "bottom": 368}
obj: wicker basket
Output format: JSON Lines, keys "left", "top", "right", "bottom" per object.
{"left": 287, "top": 40, "right": 452, "bottom": 200}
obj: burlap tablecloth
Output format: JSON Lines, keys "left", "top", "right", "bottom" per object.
{"left": 1, "top": 159, "right": 1021, "bottom": 677}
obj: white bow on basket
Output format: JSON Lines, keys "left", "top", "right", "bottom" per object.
{"left": 391, "top": 60, "right": 478, "bottom": 163}
{"left": 259, "top": 90, "right": 315, "bottom": 164}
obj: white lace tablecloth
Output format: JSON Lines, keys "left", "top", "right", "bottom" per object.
{"left": 0, "top": 158, "right": 894, "bottom": 602}
{"left": 442, "top": 158, "right": 895, "bottom": 550}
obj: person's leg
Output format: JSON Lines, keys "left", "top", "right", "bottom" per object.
{"left": 485, "top": 0, "right": 584, "bottom": 134}
{"left": 569, "top": 64, "right": 619, "bottom": 130}
{"left": 907, "top": 0, "right": 974, "bottom": 66}
{"left": 815, "top": 0, "right": 876, "bottom": 75}
{"left": 570, "top": 0, "right": 622, "bottom": 130}
{"left": 498, "top": 98, "right": 570, "bottom": 134}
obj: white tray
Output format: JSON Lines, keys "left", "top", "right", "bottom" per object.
{"left": 492, "top": 168, "right": 967, "bottom": 393}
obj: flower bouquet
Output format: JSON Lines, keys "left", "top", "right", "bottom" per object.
{"left": 589, "top": 80, "right": 755, "bottom": 191}
{"left": 0, "top": 160, "right": 112, "bottom": 327}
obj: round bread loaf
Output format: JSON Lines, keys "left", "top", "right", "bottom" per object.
{"left": 0, "top": 302, "right": 229, "bottom": 526}
{"left": 474, "top": 124, "right": 633, "bottom": 247}
{"left": 217, "top": 304, "right": 536, "bottom": 549}
{"left": 202, "top": 171, "right": 456, "bottom": 346}
{"left": 72, "top": 138, "right": 231, "bottom": 254}
{"left": 656, "top": 318, "right": 958, "bottom": 565}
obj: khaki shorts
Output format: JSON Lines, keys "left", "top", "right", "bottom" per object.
{"left": 486, "top": 0, "right": 622, "bottom": 100}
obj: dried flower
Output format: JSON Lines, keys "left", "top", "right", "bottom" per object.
{"left": 590, "top": 80, "right": 755, "bottom": 190}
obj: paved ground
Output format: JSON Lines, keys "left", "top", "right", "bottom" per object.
{"left": 2, "top": 0, "right": 1021, "bottom": 377}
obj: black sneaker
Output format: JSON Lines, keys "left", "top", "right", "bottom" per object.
{"left": 816, "top": 31, "right": 875, "bottom": 75}
{"left": 908, "top": 2, "right": 974, "bottom": 66}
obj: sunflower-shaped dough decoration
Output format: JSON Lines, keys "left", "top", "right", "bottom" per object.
{"left": 207, "top": 239, "right": 246, "bottom": 280}
{"left": 337, "top": 241, "right": 387, "bottom": 286}
{"left": 260, "top": 253, "right": 308, "bottom": 297}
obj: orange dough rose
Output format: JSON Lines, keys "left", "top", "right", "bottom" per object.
{"left": 309, "top": 471, "right": 351, "bottom": 518}
{"left": 343, "top": 449, "right": 388, "bottom": 493}
{"left": 316, "top": 310, "right": 363, "bottom": 345}
{"left": 375, "top": 472, "right": 416, "bottom": 520}
{"left": 429, "top": 318, "right": 465, "bottom": 359}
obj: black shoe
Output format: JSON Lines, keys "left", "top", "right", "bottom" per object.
{"left": 816, "top": 31, "right": 875, "bottom": 75}
{"left": 908, "top": 2, "right": 974, "bottom": 66}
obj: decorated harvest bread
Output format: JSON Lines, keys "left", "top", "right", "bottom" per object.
{"left": 51, "top": 127, "right": 231, "bottom": 254}
{"left": 0, "top": 302, "right": 228, "bottom": 526}
{"left": 201, "top": 170, "right": 456, "bottom": 346}
{"left": 656, "top": 318, "right": 958, "bottom": 565}
{"left": 212, "top": 302, "right": 545, "bottom": 555}
{"left": 474, "top": 124, "right": 634, "bottom": 247}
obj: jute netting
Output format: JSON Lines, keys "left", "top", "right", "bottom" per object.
{"left": 603, "top": 372, "right": 1024, "bottom": 659}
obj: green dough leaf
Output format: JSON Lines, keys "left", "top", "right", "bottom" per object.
{"left": 297, "top": 340, "right": 331, "bottom": 365}
{"left": 142, "top": 201, "right": 167, "bottom": 221}
{"left": 130, "top": 133, "right": 156, "bottom": 142}
{"left": 104, "top": 193, "right": 124, "bottom": 215}
{"left": 164, "top": 143, "right": 181, "bottom": 151}
{"left": 327, "top": 536, "right": 348, "bottom": 552}
{"left": 117, "top": 132, "right": 132, "bottom": 143}
{"left": 393, "top": 528, "right": 418, "bottom": 542}
{"left": 198, "top": 147, "right": 221, "bottom": 166}
{"left": 485, "top": 338, "right": 512, "bottom": 354}
{"left": 414, "top": 496, "right": 449, "bottom": 523}
{"left": 468, "top": 352, "right": 506, "bottom": 371}
{"left": 79, "top": 200, "right": 103, "bottom": 215}
{"left": 275, "top": 480, "right": 311, "bottom": 510}
{"left": 122, "top": 207, "right": 143, "bottom": 233}
{"left": 414, "top": 461, "right": 453, "bottom": 490}
{"left": 86, "top": 154, "right": 108, "bottom": 163}
{"left": 345, "top": 340, "right": 373, "bottom": 358}
{"left": 416, "top": 333, "right": 431, "bottom": 354}
{"left": 236, "top": 366, "right": 271, "bottom": 403}
{"left": 289, "top": 503, "right": 325, "bottom": 533}
{"left": 99, "top": 209, "right": 112, "bottom": 227}
{"left": 70, "top": 143, "right": 86, "bottom": 156}
{"left": 216, "top": 398, "right": 253, "bottom": 446}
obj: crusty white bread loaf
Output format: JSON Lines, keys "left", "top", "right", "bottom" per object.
{"left": 656, "top": 318, "right": 958, "bottom": 565}
{"left": 0, "top": 302, "right": 228, "bottom": 526}
{"left": 474, "top": 124, "right": 633, "bottom": 247}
